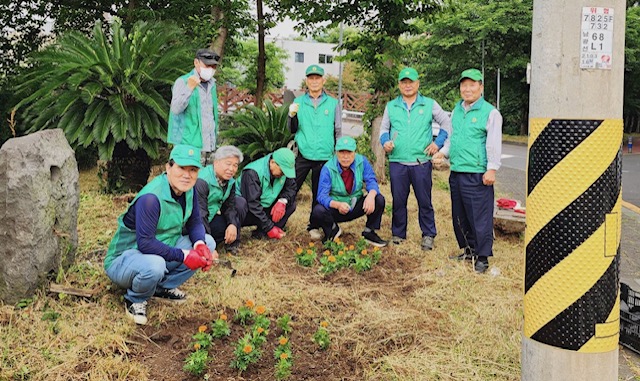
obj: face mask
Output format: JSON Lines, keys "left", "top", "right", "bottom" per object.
{"left": 199, "top": 67, "right": 215, "bottom": 81}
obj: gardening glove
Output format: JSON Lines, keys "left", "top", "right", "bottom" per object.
{"left": 202, "top": 250, "right": 220, "bottom": 272}
{"left": 184, "top": 250, "right": 208, "bottom": 270}
{"left": 288, "top": 103, "right": 299, "bottom": 117}
{"left": 270, "top": 199, "right": 287, "bottom": 223}
{"left": 194, "top": 241, "right": 214, "bottom": 270}
{"left": 266, "top": 226, "right": 286, "bottom": 240}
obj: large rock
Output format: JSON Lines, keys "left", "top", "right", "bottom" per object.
{"left": 0, "top": 129, "right": 79, "bottom": 304}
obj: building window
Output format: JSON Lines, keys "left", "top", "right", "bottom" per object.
{"left": 319, "top": 54, "right": 334, "bottom": 64}
{"left": 295, "top": 52, "right": 304, "bottom": 63}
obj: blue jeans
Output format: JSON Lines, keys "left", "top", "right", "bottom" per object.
{"left": 106, "top": 234, "right": 215, "bottom": 303}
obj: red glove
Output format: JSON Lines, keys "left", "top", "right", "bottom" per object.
{"left": 194, "top": 244, "right": 213, "bottom": 271}
{"left": 270, "top": 201, "right": 287, "bottom": 223}
{"left": 184, "top": 250, "right": 208, "bottom": 270}
{"left": 267, "top": 226, "right": 285, "bottom": 239}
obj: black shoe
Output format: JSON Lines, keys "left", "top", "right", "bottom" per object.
{"left": 251, "top": 229, "right": 267, "bottom": 239}
{"left": 474, "top": 257, "right": 489, "bottom": 274}
{"left": 154, "top": 287, "right": 187, "bottom": 303}
{"left": 323, "top": 224, "right": 342, "bottom": 243}
{"left": 362, "top": 231, "right": 388, "bottom": 247}
{"left": 449, "top": 247, "right": 475, "bottom": 261}
{"left": 125, "top": 299, "right": 148, "bottom": 325}
{"left": 227, "top": 241, "right": 240, "bottom": 256}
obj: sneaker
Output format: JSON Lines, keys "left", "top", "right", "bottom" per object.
{"left": 308, "top": 228, "right": 323, "bottom": 240}
{"left": 421, "top": 236, "right": 435, "bottom": 251}
{"left": 125, "top": 299, "right": 148, "bottom": 325}
{"left": 362, "top": 231, "right": 388, "bottom": 247}
{"left": 324, "top": 224, "right": 342, "bottom": 243}
{"left": 251, "top": 229, "right": 267, "bottom": 239}
{"left": 474, "top": 257, "right": 489, "bottom": 274}
{"left": 227, "top": 241, "right": 240, "bottom": 256}
{"left": 391, "top": 236, "right": 405, "bottom": 245}
{"left": 449, "top": 247, "right": 474, "bottom": 261}
{"left": 154, "top": 288, "right": 187, "bottom": 304}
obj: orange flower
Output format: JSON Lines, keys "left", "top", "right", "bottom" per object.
{"left": 320, "top": 321, "right": 329, "bottom": 328}
{"left": 194, "top": 343, "right": 201, "bottom": 350}
{"left": 306, "top": 249, "right": 313, "bottom": 254}
{"left": 361, "top": 249, "right": 368, "bottom": 255}
{"left": 308, "top": 242, "right": 315, "bottom": 248}
{"left": 245, "top": 300, "right": 255, "bottom": 308}
{"left": 373, "top": 246, "right": 380, "bottom": 252}
{"left": 349, "top": 245, "right": 355, "bottom": 250}
{"left": 280, "top": 353, "right": 289, "bottom": 360}
{"left": 296, "top": 247, "right": 303, "bottom": 254}
{"left": 338, "top": 250, "right": 344, "bottom": 256}
{"left": 220, "top": 313, "right": 228, "bottom": 321}
{"left": 323, "top": 250, "right": 331, "bottom": 256}
{"left": 257, "top": 327, "right": 264, "bottom": 334}
{"left": 256, "top": 305, "right": 266, "bottom": 315}
{"left": 328, "top": 255, "right": 336, "bottom": 263}
{"left": 334, "top": 237, "right": 341, "bottom": 243}
{"left": 279, "top": 337, "right": 288, "bottom": 345}
{"left": 243, "top": 345, "right": 253, "bottom": 354}
{"left": 198, "top": 325, "right": 207, "bottom": 333}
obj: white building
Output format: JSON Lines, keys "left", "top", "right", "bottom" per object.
{"left": 267, "top": 38, "right": 341, "bottom": 90}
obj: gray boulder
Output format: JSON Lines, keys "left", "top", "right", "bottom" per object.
{"left": 0, "top": 129, "right": 79, "bottom": 304}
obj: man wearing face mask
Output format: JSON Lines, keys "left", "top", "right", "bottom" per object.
{"left": 168, "top": 48, "right": 220, "bottom": 165}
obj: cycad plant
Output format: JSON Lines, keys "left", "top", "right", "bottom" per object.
{"left": 220, "top": 101, "right": 293, "bottom": 164}
{"left": 14, "top": 19, "right": 192, "bottom": 192}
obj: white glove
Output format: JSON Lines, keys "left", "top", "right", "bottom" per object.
{"left": 288, "top": 103, "right": 299, "bottom": 117}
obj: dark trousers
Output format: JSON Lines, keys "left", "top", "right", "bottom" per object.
{"left": 310, "top": 194, "right": 385, "bottom": 238}
{"left": 295, "top": 156, "right": 326, "bottom": 226}
{"left": 209, "top": 196, "right": 247, "bottom": 246}
{"left": 449, "top": 171, "right": 494, "bottom": 257}
{"left": 389, "top": 162, "right": 436, "bottom": 238}
{"left": 241, "top": 199, "right": 297, "bottom": 233}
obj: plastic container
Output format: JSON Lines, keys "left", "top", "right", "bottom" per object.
{"left": 620, "top": 282, "right": 640, "bottom": 354}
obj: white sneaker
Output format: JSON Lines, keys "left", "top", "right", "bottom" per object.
{"left": 125, "top": 300, "right": 148, "bottom": 325}
{"left": 308, "top": 228, "right": 322, "bottom": 240}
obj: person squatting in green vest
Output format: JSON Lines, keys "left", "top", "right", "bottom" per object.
{"left": 432, "top": 68, "right": 503, "bottom": 274}
{"left": 168, "top": 48, "right": 220, "bottom": 165}
{"left": 236, "top": 148, "right": 298, "bottom": 240}
{"left": 194, "top": 145, "right": 247, "bottom": 255}
{"left": 379, "top": 67, "right": 452, "bottom": 251}
{"left": 312, "top": 136, "right": 388, "bottom": 247}
{"left": 104, "top": 145, "right": 218, "bottom": 325}
{"left": 288, "top": 64, "right": 342, "bottom": 241}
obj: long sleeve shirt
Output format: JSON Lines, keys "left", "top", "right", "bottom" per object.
{"left": 122, "top": 191, "right": 205, "bottom": 263}
{"left": 316, "top": 156, "right": 381, "bottom": 209}
{"left": 240, "top": 170, "right": 297, "bottom": 232}
{"left": 440, "top": 100, "right": 503, "bottom": 171}
{"left": 170, "top": 76, "right": 217, "bottom": 152}
{"left": 288, "top": 92, "right": 343, "bottom": 140}
{"left": 194, "top": 178, "right": 240, "bottom": 234}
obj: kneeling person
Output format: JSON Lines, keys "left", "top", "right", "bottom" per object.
{"left": 194, "top": 146, "right": 247, "bottom": 254}
{"left": 104, "top": 145, "right": 217, "bottom": 325}
{"left": 236, "top": 147, "right": 297, "bottom": 239}
{"left": 312, "top": 137, "right": 387, "bottom": 247}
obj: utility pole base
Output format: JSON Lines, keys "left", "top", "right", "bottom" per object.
{"left": 521, "top": 336, "right": 618, "bottom": 381}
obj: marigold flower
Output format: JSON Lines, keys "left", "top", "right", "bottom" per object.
{"left": 245, "top": 300, "right": 255, "bottom": 308}
{"left": 338, "top": 250, "right": 344, "bottom": 256}
{"left": 280, "top": 353, "right": 289, "bottom": 360}
{"left": 349, "top": 245, "right": 355, "bottom": 250}
{"left": 296, "top": 247, "right": 303, "bottom": 254}
{"left": 257, "top": 327, "right": 264, "bottom": 334}
{"left": 323, "top": 250, "right": 330, "bottom": 256}
{"left": 328, "top": 255, "right": 336, "bottom": 263}
{"left": 373, "top": 246, "right": 380, "bottom": 252}
{"left": 361, "top": 249, "right": 368, "bottom": 255}
{"left": 334, "top": 237, "right": 341, "bottom": 243}
{"left": 320, "top": 321, "right": 329, "bottom": 328}
{"left": 306, "top": 249, "right": 313, "bottom": 254}
{"left": 243, "top": 344, "right": 253, "bottom": 354}
{"left": 194, "top": 343, "right": 201, "bottom": 350}
{"left": 308, "top": 242, "right": 315, "bottom": 248}
{"left": 279, "top": 337, "right": 288, "bottom": 345}
{"left": 256, "top": 305, "right": 266, "bottom": 315}
{"left": 220, "top": 313, "right": 228, "bottom": 321}
{"left": 198, "top": 325, "right": 207, "bottom": 333}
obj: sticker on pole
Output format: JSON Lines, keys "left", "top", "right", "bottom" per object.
{"left": 580, "top": 7, "right": 614, "bottom": 70}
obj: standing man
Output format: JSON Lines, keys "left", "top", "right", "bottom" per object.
{"left": 379, "top": 67, "right": 451, "bottom": 251}
{"left": 288, "top": 64, "right": 342, "bottom": 240}
{"left": 194, "top": 145, "right": 247, "bottom": 255}
{"left": 433, "top": 68, "right": 502, "bottom": 274}
{"left": 168, "top": 48, "right": 220, "bottom": 165}
{"left": 312, "top": 137, "right": 387, "bottom": 246}
{"left": 104, "top": 145, "right": 217, "bottom": 325}
{"left": 236, "top": 148, "right": 298, "bottom": 240}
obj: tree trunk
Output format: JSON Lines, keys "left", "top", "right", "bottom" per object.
{"left": 255, "top": 0, "right": 266, "bottom": 107}
{"left": 370, "top": 115, "right": 387, "bottom": 184}
{"left": 211, "top": 6, "right": 227, "bottom": 60}
{"left": 103, "top": 141, "right": 152, "bottom": 193}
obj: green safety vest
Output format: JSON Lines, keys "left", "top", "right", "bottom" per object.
{"left": 104, "top": 174, "right": 194, "bottom": 270}
{"left": 236, "top": 154, "right": 284, "bottom": 208}
{"left": 198, "top": 165, "right": 235, "bottom": 222}
{"left": 325, "top": 154, "right": 365, "bottom": 203}
{"left": 449, "top": 97, "right": 495, "bottom": 173}
{"left": 386, "top": 95, "right": 434, "bottom": 163}
{"left": 294, "top": 92, "right": 338, "bottom": 161}
{"left": 167, "top": 70, "right": 219, "bottom": 149}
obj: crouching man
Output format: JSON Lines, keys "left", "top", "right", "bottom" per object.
{"left": 104, "top": 145, "right": 217, "bottom": 325}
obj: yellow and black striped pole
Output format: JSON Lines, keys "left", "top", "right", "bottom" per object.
{"left": 523, "top": 1, "right": 625, "bottom": 380}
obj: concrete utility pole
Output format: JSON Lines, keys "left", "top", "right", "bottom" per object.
{"left": 523, "top": 1, "right": 625, "bottom": 380}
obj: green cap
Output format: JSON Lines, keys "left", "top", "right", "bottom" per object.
{"left": 335, "top": 136, "right": 356, "bottom": 152}
{"left": 305, "top": 64, "right": 325, "bottom": 76}
{"left": 272, "top": 148, "right": 296, "bottom": 178}
{"left": 459, "top": 68, "right": 483, "bottom": 82}
{"left": 170, "top": 145, "right": 202, "bottom": 168}
{"left": 398, "top": 67, "right": 419, "bottom": 81}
